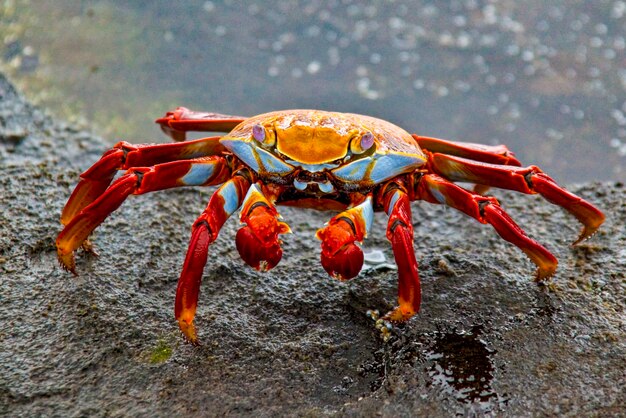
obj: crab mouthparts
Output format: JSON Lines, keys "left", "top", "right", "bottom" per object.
{"left": 293, "top": 171, "right": 335, "bottom": 193}
{"left": 293, "top": 178, "right": 335, "bottom": 193}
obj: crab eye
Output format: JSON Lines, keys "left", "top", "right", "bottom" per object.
{"left": 360, "top": 132, "right": 374, "bottom": 150}
{"left": 351, "top": 131, "right": 375, "bottom": 154}
{"left": 252, "top": 124, "right": 265, "bottom": 142}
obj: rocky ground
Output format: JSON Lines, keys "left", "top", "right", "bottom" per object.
{"left": 1, "top": 74, "right": 624, "bottom": 417}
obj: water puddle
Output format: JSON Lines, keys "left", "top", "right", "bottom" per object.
{"left": 426, "top": 325, "right": 507, "bottom": 411}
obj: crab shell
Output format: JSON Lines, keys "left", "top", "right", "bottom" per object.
{"left": 219, "top": 110, "right": 427, "bottom": 199}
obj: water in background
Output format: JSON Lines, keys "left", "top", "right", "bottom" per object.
{"left": 2, "top": 0, "right": 624, "bottom": 183}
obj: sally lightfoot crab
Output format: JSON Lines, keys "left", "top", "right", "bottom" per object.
{"left": 56, "top": 108, "right": 605, "bottom": 343}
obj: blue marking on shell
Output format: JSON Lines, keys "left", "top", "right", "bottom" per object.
{"left": 369, "top": 153, "right": 425, "bottom": 183}
{"left": 220, "top": 138, "right": 260, "bottom": 172}
{"left": 256, "top": 147, "right": 293, "bottom": 174}
{"left": 331, "top": 158, "right": 373, "bottom": 182}
{"left": 220, "top": 137, "right": 293, "bottom": 175}
{"left": 332, "top": 152, "right": 424, "bottom": 184}
{"left": 218, "top": 180, "right": 242, "bottom": 216}
{"left": 181, "top": 163, "right": 215, "bottom": 186}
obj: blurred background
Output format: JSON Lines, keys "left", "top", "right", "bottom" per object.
{"left": 1, "top": 0, "right": 624, "bottom": 183}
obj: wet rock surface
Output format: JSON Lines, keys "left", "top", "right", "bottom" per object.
{"left": 1, "top": 74, "right": 624, "bottom": 417}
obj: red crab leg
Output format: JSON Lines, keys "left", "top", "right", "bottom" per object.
{"left": 56, "top": 156, "right": 232, "bottom": 273}
{"left": 156, "top": 107, "right": 247, "bottom": 141}
{"left": 413, "top": 135, "right": 522, "bottom": 166}
{"left": 175, "top": 174, "right": 251, "bottom": 344}
{"left": 61, "top": 136, "right": 226, "bottom": 225}
{"left": 414, "top": 135, "right": 522, "bottom": 194}
{"left": 416, "top": 174, "right": 558, "bottom": 280}
{"left": 316, "top": 196, "right": 374, "bottom": 281}
{"left": 381, "top": 186, "right": 421, "bottom": 322}
{"left": 427, "top": 153, "right": 605, "bottom": 244}
{"left": 236, "top": 184, "right": 291, "bottom": 271}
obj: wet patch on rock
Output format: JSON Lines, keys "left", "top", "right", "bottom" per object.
{"left": 425, "top": 326, "right": 501, "bottom": 406}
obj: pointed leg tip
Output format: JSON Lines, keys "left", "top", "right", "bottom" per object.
{"left": 178, "top": 319, "right": 199, "bottom": 345}
{"left": 473, "top": 184, "right": 491, "bottom": 195}
{"left": 57, "top": 250, "right": 77, "bottom": 275}
{"left": 572, "top": 223, "right": 603, "bottom": 246}
{"left": 534, "top": 264, "right": 557, "bottom": 282}
{"left": 381, "top": 304, "right": 418, "bottom": 323}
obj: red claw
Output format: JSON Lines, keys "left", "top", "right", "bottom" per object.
{"left": 236, "top": 185, "right": 290, "bottom": 272}
{"left": 317, "top": 217, "right": 365, "bottom": 281}
{"left": 320, "top": 241, "right": 364, "bottom": 281}
{"left": 236, "top": 226, "right": 283, "bottom": 272}
{"left": 316, "top": 197, "right": 373, "bottom": 281}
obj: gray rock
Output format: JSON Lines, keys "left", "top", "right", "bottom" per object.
{"left": 1, "top": 74, "right": 624, "bottom": 417}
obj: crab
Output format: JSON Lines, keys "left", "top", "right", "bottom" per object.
{"left": 56, "top": 108, "right": 605, "bottom": 343}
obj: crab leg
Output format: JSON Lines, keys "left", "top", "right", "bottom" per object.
{"left": 235, "top": 184, "right": 291, "bottom": 272}
{"left": 316, "top": 196, "right": 374, "bottom": 281}
{"left": 56, "top": 157, "right": 232, "bottom": 273}
{"left": 427, "top": 153, "right": 605, "bottom": 244}
{"left": 175, "top": 174, "right": 251, "bottom": 344}
{"left": 413, "top": 135, "right": 521, "bottom": 166}
{"left": 61, "top": 136, "right": 226, "bottom": 225}
{"left": 415, "top": 135, "right": 522, "bottom": 194}
{"left": 156, "top": 107, "right": 246, "bottom": 141}
{"left": 416, "top": 174, "right": 558, "bottom": 280}
{"left": 381, "top": 187, "right": 421, "bottom": 322}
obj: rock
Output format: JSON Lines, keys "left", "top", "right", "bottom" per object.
{"left": 1, "top": 74, "right": 624, "bottom": 417}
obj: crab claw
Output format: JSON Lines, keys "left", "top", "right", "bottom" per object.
{"left": 320, "top": 240, "right": 364, "bottom": 281}
{"left": 317, "top": 216, "right": 365, "bottom": 280}
{"left": 317, "top": 197, "right": 373, "bottom": 281}
{"left": 236, "top": 226, "right": 284, "bottom": 272}
{"left": 236, "top": 184, "right": 290, "bottom": 272}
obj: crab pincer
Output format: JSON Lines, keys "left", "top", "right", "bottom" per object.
{"left": 316, "top": 196, "right": 373, "bottom": 281}
{"left": 236, "top": 184, "right": 291, "bottom": 272}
